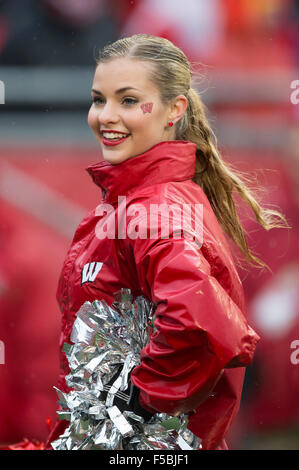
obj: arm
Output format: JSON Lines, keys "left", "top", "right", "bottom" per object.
{"left": 129, "top": 234, "right": 260, "bottom": 416}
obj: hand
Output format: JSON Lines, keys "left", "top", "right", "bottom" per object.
{"left": 101, "top": 367, "right": 154, "bottom": 423}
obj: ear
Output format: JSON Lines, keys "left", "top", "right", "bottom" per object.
{"left": 168, "top": 94, "right": 188, "bottom": 124}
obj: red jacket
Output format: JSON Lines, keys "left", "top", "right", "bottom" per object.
{"left": 46, "top": 140, "right": 260, "bottom": 450}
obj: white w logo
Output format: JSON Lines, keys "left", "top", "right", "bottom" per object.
{"left": 81, "top": 262, "right": 103, "bottom": 285}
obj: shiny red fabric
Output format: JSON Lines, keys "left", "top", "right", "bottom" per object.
{"left": 46, "top": 140, "right": 260, "bottom": 450}
{"left": 1, "top": 439, "right": 45, "bottom": 450}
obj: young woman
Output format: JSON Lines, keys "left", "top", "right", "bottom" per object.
{"left": 46, "top": 34, "right": 288, "bottom": 450}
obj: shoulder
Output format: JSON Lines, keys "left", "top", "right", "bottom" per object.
{"left": 125, "top": 179, "right": 208, "bottom": 209}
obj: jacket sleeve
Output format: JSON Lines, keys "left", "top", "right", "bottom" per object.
{"left": 128, "top": 229, "right": 260, "bottom": 416}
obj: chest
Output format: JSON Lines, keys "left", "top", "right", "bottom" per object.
{"left": 56, "top": 209, "right": 140, "bottom": 321}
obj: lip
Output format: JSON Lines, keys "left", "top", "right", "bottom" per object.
{"left": 100, "top": 130, "right": 129, "bottom": 135}
{"left": 101, "top": 134, "right": 131, "bottom": 147}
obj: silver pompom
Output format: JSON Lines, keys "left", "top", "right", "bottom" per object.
{"left": 51, "top": 288, "right": 201, "bottom": 450}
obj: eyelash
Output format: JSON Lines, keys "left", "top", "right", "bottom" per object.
{"left": 92, "top": 97, "right": 138, "bottom": 106}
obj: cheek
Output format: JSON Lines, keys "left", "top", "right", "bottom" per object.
{"left": 132, "top": 105, "right": 162, "bottom": 133}
{"left": 140, "top": 102, "right": 153, "bottom": 114}
{"left": 87, "top": 107, "right": 97, "bottom": 129}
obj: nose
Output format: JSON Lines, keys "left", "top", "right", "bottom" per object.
{"left": 97, "top": 101, "right": 119, "bottom": 125}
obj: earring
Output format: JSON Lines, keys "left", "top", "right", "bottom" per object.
{"left": 168, "top": 120, "right": 174, "bottom": 127}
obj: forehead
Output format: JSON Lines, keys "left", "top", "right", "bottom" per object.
{"left": 92, "top": 57, "right": 158, "bottom": 94}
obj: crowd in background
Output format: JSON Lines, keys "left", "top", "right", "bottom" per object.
{"left": 0, "top": 0, "right": 299, "bottom": 449}
{"left": 0, "top": 0, "right": 298, "bottom": 67}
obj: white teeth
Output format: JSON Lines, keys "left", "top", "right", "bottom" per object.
{"left": 102, "top": 132, "right": 128, "bottom": 139}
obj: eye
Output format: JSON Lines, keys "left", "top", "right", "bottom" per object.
{"left": 91, "top": 96, "right": 138, "bottom": 106}
{"left": 92, "top": 96, "right": 104, "bottom": 105}
{"left": 122, "top": 97, "right": 138, "bottom": 106}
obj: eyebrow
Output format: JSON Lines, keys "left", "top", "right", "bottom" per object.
{"left": 91, "top": 86, "right": 140, "bottom": 95}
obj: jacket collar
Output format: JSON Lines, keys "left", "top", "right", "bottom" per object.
{"left": 86, "top": 140, "right": 197, "bottom": 204}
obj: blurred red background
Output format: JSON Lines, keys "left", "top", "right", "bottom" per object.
{"left": 0, "top": 0, "right": 298, "bottom": 449}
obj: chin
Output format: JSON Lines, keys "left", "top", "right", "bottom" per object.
{"left": 101, "top": 151, "right": 130, "bottom": 165}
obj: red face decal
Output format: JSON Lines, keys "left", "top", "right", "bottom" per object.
{"left": 140, "top": 102, "right": 153, "bottom": 113}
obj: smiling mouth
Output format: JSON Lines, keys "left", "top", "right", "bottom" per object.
{"left": 101, "top": 132, "right": 130, "bottom": 140}
{"left": 101, "top": 133, "right": 131, "bottom": 147}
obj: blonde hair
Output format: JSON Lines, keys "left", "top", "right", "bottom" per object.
{"left": 96, "top": 34, "right": 290, "bottom": 271}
